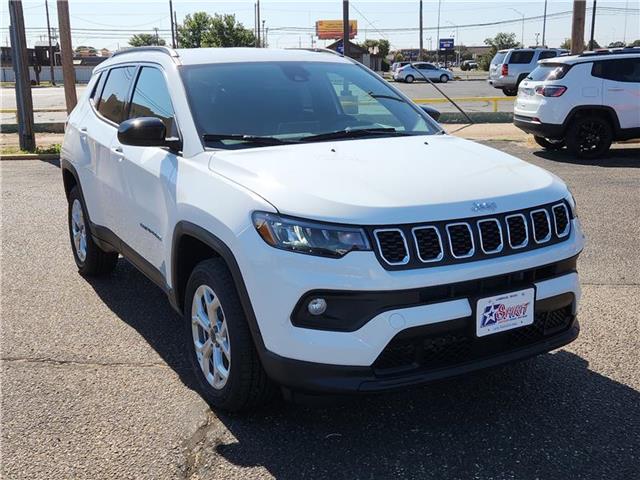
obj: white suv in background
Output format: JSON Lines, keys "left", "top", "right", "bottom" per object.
{"left": 514, "top": 48, "right": 640, "bottom": 158}
{"left": 61, "top": 47, "right": 584, "bottom": 411}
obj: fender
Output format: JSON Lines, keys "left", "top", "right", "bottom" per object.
{"left": 171, "top": 221, "right": 269, "bottom": 355}
{"left": 562, "top": 105, "right": 621, "bottom": 135}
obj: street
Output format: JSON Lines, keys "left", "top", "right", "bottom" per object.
{"left": 2, "top": 140, "right": 639, "bottom": 479}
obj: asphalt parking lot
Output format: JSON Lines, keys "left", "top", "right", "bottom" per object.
{"left": 1, "top": 141, "right": 639, "bottom": 479}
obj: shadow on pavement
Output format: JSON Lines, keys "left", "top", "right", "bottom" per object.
{"left": 533, "top": 146, "right": 640, "bottom": 168}
{"left": 88, "top": 260, "right": 639, "bottom": 479}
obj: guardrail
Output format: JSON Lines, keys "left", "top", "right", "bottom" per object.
{"left": 412, "top": 96, "right": 514, "bottom": 113}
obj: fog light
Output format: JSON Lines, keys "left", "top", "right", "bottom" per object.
{"left": 307, "top": 298, "right": 327, "bottom": 316}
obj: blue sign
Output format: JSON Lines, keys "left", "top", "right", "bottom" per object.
{"left": 439, "top": 38, "right": 454, "bottom": 50}
{"left": 336, "top": 40, "right": 344, "bottom": 54}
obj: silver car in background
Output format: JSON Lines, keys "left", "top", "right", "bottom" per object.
{"left": 393, "top": 62, "right": 454, "bottom": 83}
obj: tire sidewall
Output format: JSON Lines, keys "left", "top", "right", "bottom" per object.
{"left": 567, "top": 116, "right": 613, "bottom": 158}
{"left": 68, "top": 188, "right": 88, "bottom": 270}
{"left": 405, "top": 75, "right": 414, "bottom": 83}
{"left": 440, "top": 74, "right": 448, "bottom": 83}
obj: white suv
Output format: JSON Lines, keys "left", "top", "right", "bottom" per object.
{"left": 61, "top": 47, "right": 584, "bottom": 411}
{"left": 514, "top": 48, "right": 640, "bottom": 158}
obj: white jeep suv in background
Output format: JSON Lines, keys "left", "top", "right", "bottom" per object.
{"left": 61, "top": 47, "right": 584, "bottom": 411}
{"left": 514, "top": 48, "right": 640, "bottom": 158}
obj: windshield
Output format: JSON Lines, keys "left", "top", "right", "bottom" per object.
{"left": 180, "top": 61, "right": 439, "bottom": 148}
{"left": 527, "top": 63, "right": 571, "bottom": 81}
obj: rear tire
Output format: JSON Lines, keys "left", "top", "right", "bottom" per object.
{"left": 440, "top": 74, "right": 449, "bottom": 83}
{"left": 67, "top": 186, "right": 118, "bottom": 276}
{"left": 534, "top": 136, "right": 565, "bottom": 150}
{"left": 503, "top": 88, "right": 517, "bottom": 96}
{"left": 565, "top": 115, "right": 613, "bottom": 159}
{"left": 405, "top": 74, "right": 414, "bottom": 83}
{"left": 184, "top": 258, "right": 274, "bottom": 411}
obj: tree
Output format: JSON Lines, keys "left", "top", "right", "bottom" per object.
{"left": 393, "top": 52, "right": 405, "bottom": 62}
{"left": 177, "top": 12, "right": 255, "bottom": 48}
{"left": 129, "top": 33, "right": 166, "bottom": 47}
{"left": 631, "top": 39, "right": 640, "bottom": 47}
{"left": 178, "top": 12, "right": 213, "bottom": 48}
{"left": 204, "top": 14, "right": 255, "bottom": 47}
{"left": 608, "top": 41, "right": 626, "bottom": 48}
{"left": 561, "top": 38, "right": 600, "bottom": 50}
{"left": 484, "top": 32, "right": 521, "bottom": 56}
{"left": 74, "top": 45, "right": 97, "bottom": 56}
{"left": 359, "top": 39, "right": 390, "bottom": 59}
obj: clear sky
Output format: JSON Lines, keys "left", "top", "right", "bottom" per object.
{"left": 2, "top": 0, "right": 638, "bottom": 52}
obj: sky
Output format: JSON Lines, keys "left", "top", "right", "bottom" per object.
{"left": 1, "top": 0, "right": 638, "bottom": 52}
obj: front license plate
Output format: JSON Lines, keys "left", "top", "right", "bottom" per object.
{"left": 476, "top": 288, "right": 535, "bottom": 337}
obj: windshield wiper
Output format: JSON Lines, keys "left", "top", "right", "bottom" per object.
{"left": 299, "top": 127, "right": 407, "bottom": 142}
{"left": 202, "top": 133, "right": 295, "bottom": 146}
{"left": 367, "top": 92, "right": 405, "bottom": 102}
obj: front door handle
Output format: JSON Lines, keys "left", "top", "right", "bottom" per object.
{"left": 608, "top": 88, "right": 624, "bottom": 92}
{"left": 111, "top": 146, "right": 124, "bottom": 161}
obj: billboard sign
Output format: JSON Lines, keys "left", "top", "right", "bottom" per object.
{"left": 315, "top": 20, "right": 358, "bottom": 40}
{"left": 439, "top": 38, "right": 454, "bottom": 50}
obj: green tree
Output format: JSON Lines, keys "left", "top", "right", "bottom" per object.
{"left": 359, "top": 39, "right": 390, "bottom": 58}
{"left": 129, "top": 33, "right": 166, "bottom": 47}
{"left": 74, "top": 45, "right": 97, "bottom": 56}
{"left": 393, "top": 52, "right": 405, "bottom": 62}
{"left": 608, "top": 41, "right": 626, "bottom": 48}
{"left": 631, "top": 39, "right": 640, "bottom": 47}
{"left": 203, "top": 14, "right": 255, "bottom": 47}
{"left": 561, "top": 38, "right": 601, "bottom": 50}
{"left": 484, "top": 32, "right": 521, "bottom": 56}
{"left": 178, "top": 12, "right": 213, "bottom": 48}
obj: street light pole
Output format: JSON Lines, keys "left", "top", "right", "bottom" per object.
{"left": 436, "top": 0, "right": 442, "bottom": 62}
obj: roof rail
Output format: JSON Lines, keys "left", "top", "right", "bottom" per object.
{"left": 111, "top": 46, "right": 180, "bottom": 61}
{"left": 285, "top": 47, "right": 342, "bottom": 56}
{"left": 579, "top": 46, "right": 640, "bottom": 57}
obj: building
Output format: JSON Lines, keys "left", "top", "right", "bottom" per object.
{"left": 325, "top": 39, "right": 384, "bottom": 71}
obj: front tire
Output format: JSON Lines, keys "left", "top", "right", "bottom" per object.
{"left": 440, "top": 74, "right": 449, "bottom": 83}
{"left": 184, "top": 258, "right": 274, "bottom": 411}
{"left": 565, "top": 115, "right": 613, "bottom": 159}
{"left": 534, "top": 136, "right": 565, "bottom": 150}
{"left": 67, "top": 186, "right": 118, "bottom": 276}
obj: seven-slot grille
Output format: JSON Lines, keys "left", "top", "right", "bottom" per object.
{"left": 371, "top": 201, "right": 572, "bottom": 270}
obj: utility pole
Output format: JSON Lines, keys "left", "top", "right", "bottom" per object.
{"left": 419, "top": 0, "right": 423, "bottom": 61}
{"left": 262, "top": 19, "right": 266, "bottom": 48}
{"left": 535, "top": 32, "right": 540, "bottom": 46}
{"left": 436, "top": 0, "right": 442, "bottom": 62}
{"left": 542, "top": 0, "right": 548, "bottom": 46}
{"left": 174, "top": 11, "right": 179, "bottom": 48}
{"left": 571, "top": 0, "right": 587, "bottom": 54}
{"left": 154, "top": 27, "right": 159, "bottom": 44}
{"left": 57, "top": 0, "right": 77, "bottom": 113}
{"left": 8, "top": 0, "right": 35, "bottom": 151}
{"left": 256, "top": 0, "right": 261, "bottom": 47}
{"left": 589, "top": 0, "right": 597, "bottom": 50}
{"left": 169, "top": 0, "right": 175, "bottom": 48}
{"left": 342, "top": 0, "right": 349, "bottom": 58}
{"left": 45, "top": 0, "right": 55, "bottom": 85}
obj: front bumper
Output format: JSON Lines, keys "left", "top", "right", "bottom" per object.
{"left": 514, "top": 114, "right": 565, "bottom": 139}
{"left": 262, "top": 298, "right": 579, "bottom": 394}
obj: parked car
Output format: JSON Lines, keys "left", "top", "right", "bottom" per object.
{"left": 461, "top": 60, "right": 479, "bottom": 71}
{"left": 488, "top": 48, "right": 568, "bottom": 96}
{"left": 391, "top": 61, "right": 410, "bottom": 73}
{"left": 394, "top": 62, "right": 454, "bottom": 83}
{"left": 514, "top": 47, "right": 640, "bottom": 158}
{"left": 61, "top": 46, "right": 584, "bottom": 411}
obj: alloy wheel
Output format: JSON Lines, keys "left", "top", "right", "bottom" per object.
{"left": 71, "top": 199, "right": 87, "bottom": 262}
{"left": 191, "top": 285, "right": 231, "bottom": 390}
{"left": 577, "top": 120, "right": 606, "bottom": 153}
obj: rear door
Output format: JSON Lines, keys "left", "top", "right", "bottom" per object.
{"left": 489, "top": 51, "right": 507, "bottom": 80}
{"left": 593, "top": 58, "right": 640, "bottom": 129}
{"left": 115, "top": 65, "right": 180, "bottom": 273}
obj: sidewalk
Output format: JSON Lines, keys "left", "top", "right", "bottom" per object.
{"left": 0, "top": 124, "right": 529, "bottom": 153}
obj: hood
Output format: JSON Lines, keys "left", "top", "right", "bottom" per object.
{"left": 208, "top": 135, "right": 568, "bottom": 225}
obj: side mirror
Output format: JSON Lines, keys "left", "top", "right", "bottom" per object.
{"left": 420, "top": 105, "right": 441, "bottom": 122}
{"left": 118, "top": 117, "right": 173, "bottom": 148}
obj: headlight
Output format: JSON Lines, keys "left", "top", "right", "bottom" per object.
{"left": 252, "top": 212, "right": 371, "bottom": 258}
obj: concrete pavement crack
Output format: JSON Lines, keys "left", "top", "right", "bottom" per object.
{"left": 1, "top": 356, "right": 169, "bottom": 369}
{"left": 183, "top": 409, "right": 219, "bottom": 479}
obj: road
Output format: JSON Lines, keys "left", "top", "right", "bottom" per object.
{"left": 0, "top": 80, "right": 506, "bottom": 124}
{"left": 1, "top": 140, "right": 639, "bottom": 479}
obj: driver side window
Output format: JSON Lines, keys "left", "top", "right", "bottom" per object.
{"left": 128, "top": 67, "right": 177, "bottom": 137}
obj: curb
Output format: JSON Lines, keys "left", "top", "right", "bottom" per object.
{"left": 1, "top": 123, "right": 65, "bottom": 134}
{"left": 0, "top": 153, "right": 60, "bottom": 161}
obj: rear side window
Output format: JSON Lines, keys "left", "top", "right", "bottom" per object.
{"left": 527, "top": 63, "right": 571, "bottom": 81}
{"left": 509, "top": 51, "right": 535, "bottom": 64}
{"left": 592, "top": 58, "right": 640, "bottom": 82}
{"left": 491, "top": 52, "right": 507, "bottom": 65}
{"left": 97, "top": 66, "right": 136, "bottom": 124}
{"left": 538, "top": 50, "right": 558, "bottom": 60}
{"left": 90, "top": 72, "right": 105, "bottom": 105}
{"left": 128, "top": 67, "right": 176, "bottom": 136}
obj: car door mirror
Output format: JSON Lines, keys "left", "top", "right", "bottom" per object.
{"left": 420, "top": 105, "right": 441, "bottom": 122}
{"left": 118, "top": 117, "right": 169, "bottom": 148}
